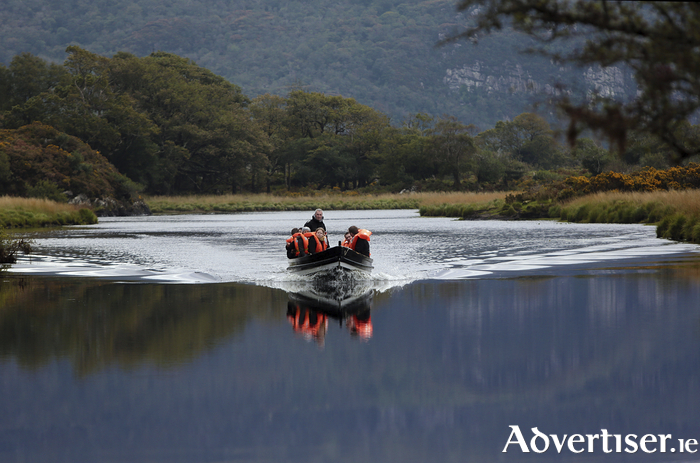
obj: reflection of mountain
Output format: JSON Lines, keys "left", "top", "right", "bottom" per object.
{"left": 2, "top": 264, "right": 700, "bottom": 462}
{"left": 0, "top": 275, "right": 287, "bottom": 375}
{"left": 287, "top": 286, "right": 373, "bottom": 345}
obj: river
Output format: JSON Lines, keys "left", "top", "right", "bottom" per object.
{"left": 1, "top": 210, "right": 700, "bottom": 462}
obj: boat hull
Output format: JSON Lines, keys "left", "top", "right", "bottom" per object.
{"left": 287, "top": 246, "right": 373, "bottom": 276}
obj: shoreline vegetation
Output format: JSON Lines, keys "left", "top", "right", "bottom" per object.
{"left": 417, "top": 189, "right": 700, "bottom": 244}
{"left": 3, "top": 189, "right": 700, "bottom": 245}
{"left": 0, "top": 196, "right": 97, "bottom": 228}
{"left": 144, "top": 189, "right": 700, "bottom": 246}
{"left": 144, "top": 191, "right": 507, "bottom": 214}
{"left": 139, "top": 189, "right": 700, "bottom": 245}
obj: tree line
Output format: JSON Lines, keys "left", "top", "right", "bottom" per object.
{"left": 0, "top": 47, "right": 690, "bottom": 198}
{"left": 0, "top": 0, "right": 569, "bottom": 130}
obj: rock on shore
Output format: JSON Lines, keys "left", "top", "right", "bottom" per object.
{"left": 69, "top": 194, "right": 151, "bottom": 217}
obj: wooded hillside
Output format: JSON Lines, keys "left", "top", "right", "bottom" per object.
{"left": 3, "top": 44, "right": 693, "bottom": 200}
{"left": 0, "top": 0, "right": 603, "bottom": 129}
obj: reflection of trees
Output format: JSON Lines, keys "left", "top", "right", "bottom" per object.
{"left": 0, "top": 276, "right": 287, "bottom": 375}
{"left": 388, "top": 267, "right": 700, "bottom": 429}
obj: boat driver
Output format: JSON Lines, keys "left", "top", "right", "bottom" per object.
{"left": 304, "top": 209, "right": 326, "bottom": 233}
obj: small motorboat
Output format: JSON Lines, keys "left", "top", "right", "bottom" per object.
{"left": 287, "top": 245, "right": 373, "bottom": 276}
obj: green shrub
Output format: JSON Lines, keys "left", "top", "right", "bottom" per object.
{"left": 78, "top": 208, "right": 98, "bottom": 224}
{"left": 502, "top": 205, "right": 517, "bottom": 216}
{"left": 656, "top": 215, "right": 673, "bottom": 238}
{"left": 691, "top": 223, "right": 700, "bottom": 244}
{"left": 461, "top": 205, "right": 476, "bottom": 218}
{"left": 0, "top": 228, "right": 33, "bottom": 264}
{"left": 572, "top": 204, "right": 591, "bottom": 222}
{"left": 26, "top": 180, "right": 67, "bottom": 203}
{"left": 632, "top": 206, "right": 648, "bottom": 223}
{"left": 588, "top": 205, "right": 603, "bottom": 223}
{"left": 667, "top": 215, "right": 687, "bottom": 241}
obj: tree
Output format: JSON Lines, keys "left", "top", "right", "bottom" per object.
{"left": 250, "top": 94, "right": 290, "bottom": 192}
{"left": 108, "top": 51, "right": 264, "bottom": 194}
{"left": 476, "top": 112, "right": 564, "bottom": 169}
{"left": 572, "top": 138, "right": 611, "bottom": 175}
{"left": 429, "top": 116, "right": 476, "bottom": 189}
{"left": 0, "top": 53, "right": 69, "bottom": 111}
{"left": 343, "top": 102, "right": 391, "bottom": 188}
{"left": 451, "top": 1, "right": 700, "bottom": 162}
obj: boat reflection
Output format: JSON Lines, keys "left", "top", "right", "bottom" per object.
{"left": 286, "top": 281, "right": 373, "bottom": 346}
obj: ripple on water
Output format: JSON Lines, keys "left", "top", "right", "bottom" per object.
{"left": 7, "top": 211, "right": 700, "bottom": 286}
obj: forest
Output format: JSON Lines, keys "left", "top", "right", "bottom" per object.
{"left": 0, "top": 0, "right": 606, "bottom": 130}
{"left": 0, "top": 46, "right": 693, "bottom": 201}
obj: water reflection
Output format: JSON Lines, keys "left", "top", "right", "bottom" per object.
{"left": 0, "top": 276, "right": 287, "bottom": 374}
{"left": 2, "top": 260, "right": 700, "bottom": 463}
{"left": 287, "top": 286, "right": 373, "bottom": 346}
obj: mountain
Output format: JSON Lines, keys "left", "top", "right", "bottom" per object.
{"left": 0, "top": 0, "right": 637, "bottom": 130}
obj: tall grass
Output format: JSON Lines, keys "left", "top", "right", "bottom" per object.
{"left": 145, "top": 192, "right": 507, "bottom": 214}
{"left": 0, "top": 196, "right": 97, "bottom": 228}
{"left": 556, "top": 190, "right": 700, "bottom": 244}
{"left": 418, "top": 192, "right": 508, "bottom": 218}
{"left": 562, "top": 190, "right": 700, "bottom": 217}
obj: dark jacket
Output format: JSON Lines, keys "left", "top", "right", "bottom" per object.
{"left": 286, "top": 234, "right": 308, "bottom": 258}
{"left": 304, "top": 216, "right": 326, "bottom": 232}
{"left": 354, "top": 238, "right": 370, "bottom": 257}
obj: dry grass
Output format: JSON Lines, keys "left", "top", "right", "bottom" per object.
{"left": 147, "top": 193, "right": 289, "bottom": 206}
{"left": 0, "top": 196, "right": 82, "bottom": 213}
{"left": 146, "top": 191, "right": 508, "bottom": 209}
{"left": 565, "top": 190, "right": 700, "bottom": 216}
{"left": 410, "top": 191, "right": 507, "bottom": 206}
{"left": 0, "top": 196, "right": 97, "bottom": 228}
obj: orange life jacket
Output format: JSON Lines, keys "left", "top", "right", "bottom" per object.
{"left": 309, "top": 234, "right": 328, "bottom": 253}
{"left": 341, "top": 237, "right": 352, "bottom": 247}
{"left": 349, "top": 229, "right": 371, "bottom": 252}
{"left": 286, "top": 233, "right": 308, "bottom": 257}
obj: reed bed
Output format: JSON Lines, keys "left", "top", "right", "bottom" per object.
{"left": 418, "top": 192, "right": 508, "bottom": 219}
{"left": 0, "top": 196, "right": 97, "bottom": 228}
{"left": 555, "top": 190, "right": 700, "bottom": 244}
{"left": 145, "top": 191, "right": 507, "bottom": 214}
{"left": 562, "top": 190, "right": 700, "bottom": 216}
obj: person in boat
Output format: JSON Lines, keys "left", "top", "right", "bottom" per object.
{"left": 341, "top": 231, "right": 352, "bottom": 247}
{"left": 307, "top": 227, "right": 328, "bottom": 254}
{"left": 347, "top": 225, "right": 371, "bottom": 257}
{"left": 286, "top": 227, "right": 308, "bottom": 258}
{"left": 304, "top": 209, "right": 326, "bottom": 233}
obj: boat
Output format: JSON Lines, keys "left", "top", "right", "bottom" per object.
{"left": 286, "top": 245, "right": 373, "bottom": 276}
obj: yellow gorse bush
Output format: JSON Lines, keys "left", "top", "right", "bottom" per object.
{"left": 566, "top": 163, "right": 700, "bottom": 195}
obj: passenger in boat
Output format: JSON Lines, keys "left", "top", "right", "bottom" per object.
{"left": 341, "top": 231, "right": 352, "bottom": 247}
{"left": 286, "top": 227, "right": 308, "bottom": 258}
{"left": 304, "top": 209, "right": 327, "bottom": 233}
{"left": 308, "top": 227, "right": 329, "bottom": 254}
{"left": 347, "top": 225, "right": 371, "bottom": 257}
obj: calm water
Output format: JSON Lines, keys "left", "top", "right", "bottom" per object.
{"left": 2, "top": 210, "right": 700, "bottom": 462}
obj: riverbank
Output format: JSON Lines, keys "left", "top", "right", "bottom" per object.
{"left": 419, "top": 189, "right": 700, "bottom": 245}
{"left": 4, "top": 190, "right": 700, "bottom": 245}
{"left": 145, "top": 191, "right": 507, "bottom": 214}
{"left": 0, "top": 196, "right": 97, "bottom": 228}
